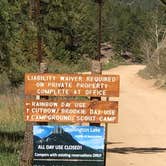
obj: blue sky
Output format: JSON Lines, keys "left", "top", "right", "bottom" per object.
{"left": 33, "top": 125, "right": 105, "bottom": 150}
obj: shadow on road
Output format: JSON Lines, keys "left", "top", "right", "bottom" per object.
{"left": 106, "top": 142, "right": 124, "bottom": 145}
{"left": 107, "top": 147, "right": 166, "bottom": 154}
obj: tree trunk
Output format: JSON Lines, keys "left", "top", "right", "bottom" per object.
{"left": 19, "top": 122, "right": 34, "bottom": 166}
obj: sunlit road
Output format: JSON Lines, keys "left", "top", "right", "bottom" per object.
{"left": 104, "top": 65, "right": 166, "bottom": 166}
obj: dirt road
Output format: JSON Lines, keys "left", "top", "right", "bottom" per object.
{"left": 104, "top": 65, "right": 166, "bottom": 166}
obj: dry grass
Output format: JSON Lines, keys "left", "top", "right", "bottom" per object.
{"left": 0, "top": 93, "right": 25, "bottom": 166}
{"left": 0, "top": 93, "right": 25, "bottom": 132}
{"left": 139, "top": 37, "right": 166, "bottom": 87}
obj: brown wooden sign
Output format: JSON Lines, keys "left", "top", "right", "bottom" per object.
{"left": 25, "top": 100, "right": 118, "bottom": 123}
{"left": 24, "top": 73, "right": 120, "bottom": 97}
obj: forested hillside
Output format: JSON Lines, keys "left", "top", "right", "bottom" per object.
{"left": 0, "top": 0, "right": 166, "bottom": 89}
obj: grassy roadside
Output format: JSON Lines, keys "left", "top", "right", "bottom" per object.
{"left": 0, "top": 94, "right": 25, "bottom": 166}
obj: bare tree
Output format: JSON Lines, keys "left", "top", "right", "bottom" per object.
{"left": 142, "top": 6, "right": 166, "bottom": 66}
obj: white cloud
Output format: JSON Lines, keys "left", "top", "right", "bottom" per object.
{"left": 34, "top": 127, "right": 45, "bottom": 135}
